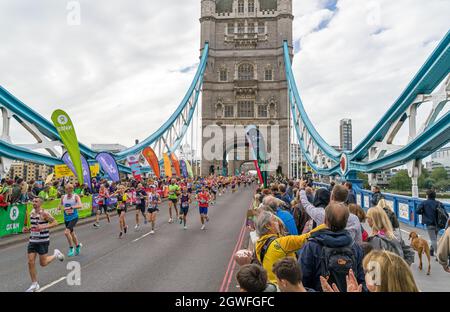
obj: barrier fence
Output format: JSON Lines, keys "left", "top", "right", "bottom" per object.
{"left": 313, "top": 182, "right": 450, "bottom": 232}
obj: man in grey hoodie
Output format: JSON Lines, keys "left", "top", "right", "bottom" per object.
{"left": 299, "top": 181, "right": 363, "bottom": 245}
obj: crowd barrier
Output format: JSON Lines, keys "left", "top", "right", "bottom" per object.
{"left": 313, "top": 182, "right": 450, "bottom": 232}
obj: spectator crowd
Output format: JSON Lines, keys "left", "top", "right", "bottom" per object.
{"left": 235, "top": 177, "right": 450, "bottom": 292}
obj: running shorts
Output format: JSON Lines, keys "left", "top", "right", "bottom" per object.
{"left": 27, "top": 242, "right": 50, "bottom": 255}
{"left": 64, "top": 218, "right": 78, "bottom": 232}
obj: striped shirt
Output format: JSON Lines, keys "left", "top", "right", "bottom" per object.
{"left": 29, "top": 210, "right": 50, "bottom": 243}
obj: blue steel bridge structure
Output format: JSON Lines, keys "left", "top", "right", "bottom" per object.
{"left": 0, "top": 31, "right": 449, "bottom": 196}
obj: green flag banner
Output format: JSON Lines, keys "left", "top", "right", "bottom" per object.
{"left": 51, "top": 109, "right": 84, "bottom": 185}
{"left": 0, "top": 204, "right": 27, "bottom": 237}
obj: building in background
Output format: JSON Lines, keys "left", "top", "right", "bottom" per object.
{"left": 331, "top": 145, "right": 342, "bottom": 153}
{"left": 200, "top": 0, "right": 293, "bottom": 176}
{"left": 426, "top": 146, "right": 450, "bottom": 176}
{"left": 91, "top": 144, "right": 127, "bottom": 153}
{"left": 6, "top": 160, "right": 52, "bottom": 182}
{"left": 339, "top": 118, "right": 352, "bottom": 151}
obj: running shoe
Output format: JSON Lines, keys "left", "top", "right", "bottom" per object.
{"left": 53, "top": 249, "right": 64, "bottom": 262}
{"left": 26, "top": 282, "right": 40, "bottom": 292}
{"left": 67, "top": 247, "right": 74, "bottom": 257}
{"left": 75, "top": 243, "right": 82, "bottom": 256}
{"left": 184, "top": 226, "right": 187, "bottom": 230}
{"left": 134, "top": 224, "right": 140, "bottom": 231}
{"left": 168, "top": 218, "right": 173, "bottom": 224}
{"left": 201, "top": 224, "right": 206, "bottom": 230}
{"left": 93, "top": 223, "right": 100, "bottom": 228}
{"left": 119, "top": 232, "right": 123, "bottom": 239}
{"left": 206, "top": 216, "right": 210, "bottom": 222}
{"left": 124, "top": 225, "right": 128, "bottom": 234}
{"left": 150, "top": 230, "right": 155, "bottom": 235}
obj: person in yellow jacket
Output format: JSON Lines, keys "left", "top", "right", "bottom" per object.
{"left": 255, "top": 210, "right": 326, "bottom": 284}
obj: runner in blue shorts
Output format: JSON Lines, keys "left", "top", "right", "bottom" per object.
{"left": 179, "top": 187, "right": 191, "bottom": 230}
{"left": 197, "top": 186, "right": 210, "bottom": 231}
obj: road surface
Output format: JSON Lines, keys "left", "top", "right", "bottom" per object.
{"left": 0, "top": 187, "right": 253, "bottom": 292}
{"left": 1, "top": 186, "right": 448, "bottom": 292}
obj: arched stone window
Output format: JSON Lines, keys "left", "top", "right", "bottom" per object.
{"left": 248, "top": 0, "right": 255, "bottom": 13}
{"left": 238, "top": 0, "right": 245, "bottom": 13}
{"left": 238, "top": 63, "right": 254, "bottom": 80}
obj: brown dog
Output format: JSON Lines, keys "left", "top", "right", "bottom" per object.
{"left": 409, "top": 232, "right": 431, "bottom": 275}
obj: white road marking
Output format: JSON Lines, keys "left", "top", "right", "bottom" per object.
{"left": 37, "top": 276, "right": 66, "bottom": 292}
{"left": 132, "top": 232, "right": 152, "bottom": 243}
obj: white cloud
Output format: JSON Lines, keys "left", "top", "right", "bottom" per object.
{"left": 292, "top": 0, "right": 450, "bottom": 147}
{"left": 0, "top": 0, "right": 448, "bottom": 157}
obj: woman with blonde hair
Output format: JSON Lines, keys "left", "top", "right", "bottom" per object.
{"left": 321, "top": 249, "right": 419, "bottom": 292}
{"left": 376, "top": 199, "right": 400, "bottom": 239}
{"left": 363, "top": 250, "right": 419, "bottom": 292}
{"left": 366, "top": 207, "right": 414, "bottom": 265}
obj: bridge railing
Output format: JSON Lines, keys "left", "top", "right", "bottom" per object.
{"left": 312, "top": 182, "right": 450, "bottom": 231}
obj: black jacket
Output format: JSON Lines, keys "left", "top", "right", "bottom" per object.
{"left": 371, "top": 192, "right": 383, "bottom": 206}
{"left": 346, "top": 192, "right": 357, "bottom": 205}
{"left": 416, "top": 199, "right": 439, "bottom": 226}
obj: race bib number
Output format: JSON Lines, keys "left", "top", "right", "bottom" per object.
{"left": 64, "top": 204, "right": 73, "bottom": 214}
{"left": 30, "top": 226, "right": 40, "bottom": 237}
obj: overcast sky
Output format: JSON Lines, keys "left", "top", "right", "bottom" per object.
{"left": 0, "top": 0, "right": 449, "bottom": 153}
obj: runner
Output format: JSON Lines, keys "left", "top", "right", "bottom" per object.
{"left": 134, "top": 183, "right": 147, "bottom": 231}
{"left": 179, "top": 187, "right": 191, "bottom": 229}
{"left": 24, "top": 197, "right": 64, "bottom": 292}
{"left": 187, "top": 179, "right": 193, "bottom": 195}
{"left": 146, "top": 185, "right": 161, "bottom": 234}
{"left": 114, "top": 185, "right": 128, "bottom": 239}
{"left": 93, "top": 184, "right": 111, "bottom": 228}
{"left": 197, "top": 186, "right": 211, "bottom": 231}
{"left": 210, "top": 181, "right": 217, "bottom": 205}
{"left": 231, "top": 178, "right": 237, "bottom": 193}
{"left": 59, "top": 184, "right": 83, "bottom": 257}
{"left": 167, "top": 179, "right": 181, "bottom": 223}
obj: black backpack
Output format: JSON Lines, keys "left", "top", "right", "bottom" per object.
{"left": 316, "top": 241, "right": 357, "bottom": 292}
{"left": 259, "top": 236, "right": 278, "bottom": 265}
{"left": 436, "top": 202, "right": 449, "bottom": 230}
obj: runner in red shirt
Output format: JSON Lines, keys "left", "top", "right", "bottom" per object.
{"left": 196, "top": 186, "right": 210, "bottom": 231}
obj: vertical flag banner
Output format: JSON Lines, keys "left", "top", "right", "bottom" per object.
{"left": 80, "top": 155, "right": 92, "bottom": 190}
{"left": 163, "top": 153, "right": 172, "bottom": 178}
{"left": 253, "top": 160, "right": 264, "bottom": 185}
{"left": 142, "top": 147, "right": 160, "bottom": 178}
{"left": 126, "top": 155, "right": 142, "bottom": 181}
{"left": 245, "top": 125, "right": 268, "bottom": 187}
{"left": 184, "top": 159, "right": 194, "bottom": 178}
{"left": 96, "top": 153, "right": 120, "bottom": 182}
{"left": 62, "top": 152, "right": 76, "bottom": 176}
{"left": 62, "top": 152, "right": 91, "bottom": 189}
{"left": 51, "top": 109, "right": 84, "bottom": 185}
{"left": 170, "top": 153, "right": 181, "bottom": 177}
{"left": 180, "top": 160, "right": 188, "bottom": 178}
